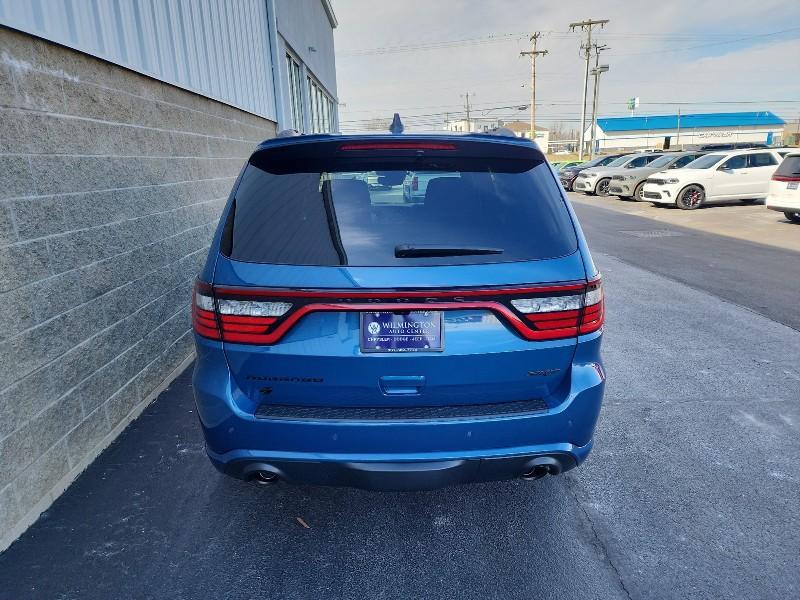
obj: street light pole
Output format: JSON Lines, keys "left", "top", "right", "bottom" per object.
{"left": 569, "top": 18, "right": 609, "bottom": 159}
{"left": 589, "top": 64, "right": 609, "bottom": 158}
{"left": 588, "top": 44, "right": 609, "bottom": 159}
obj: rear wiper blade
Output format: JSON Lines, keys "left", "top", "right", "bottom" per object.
{"left": 394, "top": 244, "right": 504, "bottom": 258}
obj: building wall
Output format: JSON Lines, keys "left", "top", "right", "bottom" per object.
{"left": 0, "top": 27, "right": 275, "bottom": 550}
{"left": 275, "top": 0, "right": 337, "bottom": 97}
{"left": 0, "top": 0, "right": 279, "bottom": 121}
{"left": 273, "top": 0, "right": 338, "bottom": 133}
{"left": 593, "top": 126, "right": 783, "bottom": 150}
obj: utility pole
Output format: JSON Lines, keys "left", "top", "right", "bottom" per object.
{"left": 569, "top": 18, "right": 609, "bottom": 159}
{"left": 588, "top": 44, "right": 609, "bottom": 159}
{"left": 520, "top": 32, "right": 548, "bottom": 143}
{"left": 461, "top": 92, "right": 474, "bottom": 132}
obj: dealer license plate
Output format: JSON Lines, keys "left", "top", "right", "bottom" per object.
{"left": 360, "top": 311, "right": 443, "bottom": 353}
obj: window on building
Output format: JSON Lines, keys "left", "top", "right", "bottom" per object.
{"left": 286, "top": 54, "right": 304, "bottom": 131}
{"left": 307, "top": 76, "right": 335, "bottom": 133}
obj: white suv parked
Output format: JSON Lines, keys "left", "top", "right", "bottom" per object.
{"left": 642, "top": 149, "right": 784, "bottom": 209}
{"left": 766, "top": 152, "right": 800, "bottom": 223}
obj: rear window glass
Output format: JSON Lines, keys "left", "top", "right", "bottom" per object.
{"left": 774, "top": 155, "right": 800, "bottom": 177}
{"left": 228, "top": 144, "right": 577, "bottom": 266}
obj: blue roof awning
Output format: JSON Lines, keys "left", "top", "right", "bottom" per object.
{"left": 597, "top": 111, "right": 785, "bottom": 133}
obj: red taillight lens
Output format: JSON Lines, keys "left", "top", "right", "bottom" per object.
{"left": 510, "top": 278, "right": 604, "bottom": 339}
{"left": 772, "top": 174, "right": 800, "bottom": 182}
{"left": 192, "top": 281, "right": 292, "bottom": 343}
{"left": 192, "top": 281, "right": 221, "bottom": 340}
{"left": 411, "top": 176, "right": 419, "bottom": 191}
{"left": 192, "top": 279, "right": 603, "bottom": 345}
{"left": 579, "top": 279, "right": 604, "bottom": 334}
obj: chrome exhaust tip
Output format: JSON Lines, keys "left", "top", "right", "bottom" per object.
{"left": 250, "top": 470, "right": 279, "bottom": 485}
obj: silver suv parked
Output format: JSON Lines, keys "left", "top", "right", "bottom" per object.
{"left": 608, "top": 151, "right": 706, "bottom": 201}
{"left": 573, "top": 153, "right": 664, "bottom": 196}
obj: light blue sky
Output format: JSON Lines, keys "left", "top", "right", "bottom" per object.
{"left": 332, "top": 0, "right": 800, "bottom": 133}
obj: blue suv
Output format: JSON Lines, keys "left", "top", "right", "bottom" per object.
{"left": 192, "top": 124, "right": 605, "bottom": 490}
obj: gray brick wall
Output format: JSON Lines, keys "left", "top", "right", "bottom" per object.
{"left": 0, "top": 27, "right": 275, "bottom": 549}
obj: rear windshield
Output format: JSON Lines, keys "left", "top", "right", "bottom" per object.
{"left": 774, "top": 155, "right": 800, "bottom": 177}
{"left": 227, "top": 142, "right": 577, "bottom": 266}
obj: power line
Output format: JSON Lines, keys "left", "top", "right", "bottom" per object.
{"left": 337, "top": 28, "right": 795, "bottom": 57}
{"left": 606, "top": 25, "right": 800, "bottom": 57}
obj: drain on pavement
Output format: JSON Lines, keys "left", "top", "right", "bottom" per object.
{"left": 620, "top": 229, "right": 686, "bottom": 238}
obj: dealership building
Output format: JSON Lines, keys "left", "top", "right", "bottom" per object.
{"left": 586, "top": 111, "right": 786, "bottom": 151}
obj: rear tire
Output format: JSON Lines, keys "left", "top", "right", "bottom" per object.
{"left": 676, "top": 185, "right": 704, "bottom": 210}
{"left": 785, "top": 211, "right": 800, "bottom": 224}
{"left": 596, "top": 178, "right": 611, "bottom": 197}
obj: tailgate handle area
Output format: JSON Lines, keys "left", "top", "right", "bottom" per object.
{"left": 379, "top": 376, "right": 425, "bottom": 396}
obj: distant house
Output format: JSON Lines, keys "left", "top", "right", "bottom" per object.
{"left": 498, "top": 120, "right": 550, "bottom": 149}
{"left": 585, "top": 111, "right": 786, "bottom": 151}
{"left": 444, "top": 118, "right": 549, "bottom": 149}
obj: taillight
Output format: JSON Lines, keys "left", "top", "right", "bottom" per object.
{"left": 193, "top": 280, "right": 293, "bottom": 343}
{"left": 510, "top": 278, "right": 603, "bottom": 339}
{"left": 411, "top": 176, "right": 419, "bottom": 191}
{"left": 192, "top": 278, "right": 603, "bottom": 345}
{"left": 192, "top": 281, "right": 221, "bottom": 340}
{"left": 579, "top": 279, "right": 604, "bottom": 334}
{"left": 772, "top": 174, "right": 800, "bottom": 182}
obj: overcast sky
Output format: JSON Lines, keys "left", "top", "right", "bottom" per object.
{"left": 332, "top": 0, "right": 800, "bottom": 134}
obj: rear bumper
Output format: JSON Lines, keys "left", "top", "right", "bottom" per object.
{"left": 192, "top": 332, "right": 604, "bottom": 490}
{"left": 766, "top": 201, "right": 800, "bottom": 212}
{"left": 208, "top": 446, "right": 585, "bottom": 491}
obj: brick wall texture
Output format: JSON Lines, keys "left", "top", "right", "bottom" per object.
{"left": 0, "top": 27, "right": 275, "bottom": 545}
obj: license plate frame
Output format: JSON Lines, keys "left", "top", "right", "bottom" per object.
{"left": 360, "top": 311, "right": 444, "bottom": 353}
{"left": 788, "top": 181, "right": 798, "bottom": 190}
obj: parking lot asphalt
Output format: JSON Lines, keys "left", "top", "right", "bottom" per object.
{"left": 569, "top": 192, "right": 800, "bottom": 253}
{"left": 570, "top": 194, "right": 800, "bottom": 332}
{"left": 1, "top": 208, "right": 799, "bottom": 599}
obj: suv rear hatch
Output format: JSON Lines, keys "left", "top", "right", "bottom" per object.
{"left": 196, "top": 136, "right": 601, "bottom": 410}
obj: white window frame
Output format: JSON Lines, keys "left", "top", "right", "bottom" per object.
{"left": 286, "top": 52, "right": 304, "bottom": 132}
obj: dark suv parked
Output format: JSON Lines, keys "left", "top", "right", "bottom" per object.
{"left": 559, "top": 154, "right": 626, "bottom": 191}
